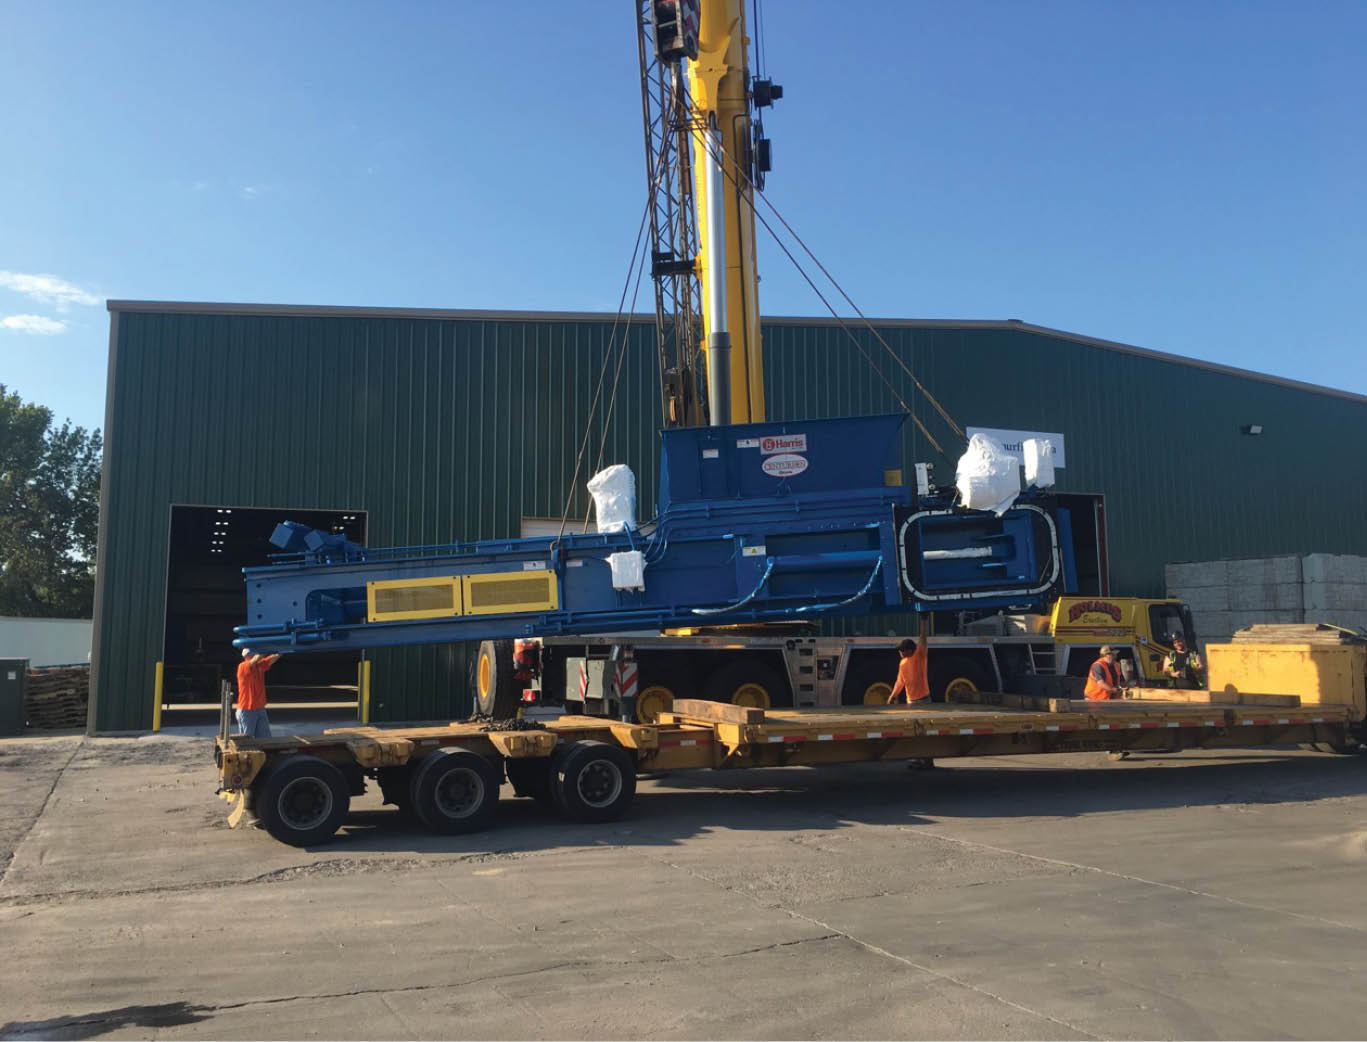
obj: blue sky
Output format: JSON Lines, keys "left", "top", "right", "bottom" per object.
{"left": 2, "top": 1, "right": 1363, "bottom": 434}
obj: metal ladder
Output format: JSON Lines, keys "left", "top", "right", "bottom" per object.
{"left": 1027, "top": 642, "right": 1057, "bottom": 675}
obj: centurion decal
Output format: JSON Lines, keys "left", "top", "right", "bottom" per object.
{"left": 762, "top": 453, "right": 808, "bottom": 478}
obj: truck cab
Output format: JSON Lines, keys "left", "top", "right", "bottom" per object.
{"left": 1048, "top": 596, "right": 1198, "bottom": 687}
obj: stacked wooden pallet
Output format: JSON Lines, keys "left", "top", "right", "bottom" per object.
{"left": 25, "top": 666, "right": 90, "bottom": 729}
{"left": 1231, "top": 623, "right": 1365, "bottom": 645}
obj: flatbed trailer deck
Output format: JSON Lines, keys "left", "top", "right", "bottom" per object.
{"left": 215, "top": 692, "right": 1358, "bottom": 847}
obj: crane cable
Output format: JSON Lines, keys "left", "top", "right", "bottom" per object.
{"left": 555, "top": 195, "right": 653, "bottom": 542}
{"left": 696, "top": 127, "right": 967, "bottom": 455}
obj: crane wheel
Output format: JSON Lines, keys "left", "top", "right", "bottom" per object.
{"left": 929, "top": 657, "right": 992, "bottom": 704}
{"left": 474, "top": 639, "right": 520, "bottom": 718}
{"left": 862, "top": 682, "right": 893, "bottom": 705}
{"left": 635, "top": 685, "right": 675, "bottom": 724}
{"left": 703, "top": 659, "right": 788, "bottom": 711}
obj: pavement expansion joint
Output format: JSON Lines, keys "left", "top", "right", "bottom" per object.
{"left": 0, "top": 849, "right": 548, "bottom": 908}
{"left": 640, "top": 847, "right": 1104, "bottom": 1040}
{"left": 896, "top": 825, "right": 1367, "bottom": 935}
{"left": 0, "top": 738, "right": 83, "bottom": 888}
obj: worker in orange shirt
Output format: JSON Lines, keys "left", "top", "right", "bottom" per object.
{"left": 236, "top": 647, "right": 281, "bottom": 737}
{"left": 1084, "top": 645, "right": 1125, "bottom": 701}
{"left": 887, "top": 616, "right": 931, "bottom": 704}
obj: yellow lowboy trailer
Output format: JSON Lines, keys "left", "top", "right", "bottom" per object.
{"left": 217, "top": 666, "right": 1362, "bottom": 847}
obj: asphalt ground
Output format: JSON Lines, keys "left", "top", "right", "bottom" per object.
{"left": 3, "top": 734, "right": 1367, "bottom": 1040}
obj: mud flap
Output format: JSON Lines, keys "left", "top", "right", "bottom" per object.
{"left": 225, "top": 790, "right": 250, "bottom": 829}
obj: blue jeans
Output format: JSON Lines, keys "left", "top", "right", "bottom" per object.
{"left": 235, "top": 708, "right": 272, "bottom": 738}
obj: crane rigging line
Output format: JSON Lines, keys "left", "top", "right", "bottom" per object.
{"left": 555, "top": 195, "right": 654, "bottom": 542}
{"left": 695, "top": 131, "right": 956, "bottom": 463}
{"left": 583, "top": 241, "right": 651, "bottom": 531}
{"left": 696, "top": 125, "right": 967, "bottom": 446}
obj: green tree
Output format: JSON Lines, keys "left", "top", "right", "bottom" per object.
{"left": 0, "top": 385, "right": 102, "bottom": 617}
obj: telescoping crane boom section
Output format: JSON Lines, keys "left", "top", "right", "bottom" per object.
{"left": 232, "top": 7, "right": 1083, "bottom": 657}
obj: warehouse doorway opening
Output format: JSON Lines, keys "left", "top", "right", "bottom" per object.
{"left": 160, "top": 505, "right": 367, "bottom": 726}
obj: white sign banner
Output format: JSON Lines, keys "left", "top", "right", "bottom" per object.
{"left": 965, "top": 427, "right": 1067, "bottom": 468}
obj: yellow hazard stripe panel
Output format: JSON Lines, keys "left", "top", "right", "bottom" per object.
{"left": 462, "top": 570, "right": 559, "bottom": 615}
{"left": 367, "top": 576, "right": 463, "bottom": 622}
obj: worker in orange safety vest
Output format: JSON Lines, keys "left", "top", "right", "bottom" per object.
{"left": 1084, "top": 644, "right": 1125, "bottom": 701}
{"left": 887, "top": 616, "right": 931, "bottom": 704}
{"left": 235, "top": 648, "right": 282, "bottom": 737}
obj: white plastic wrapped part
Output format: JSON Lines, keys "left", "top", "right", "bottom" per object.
{"left": 955, "top": 433, "right": 1021, "bottom": 516}
{"left": 607, "top": 550, "right": 646, "bottom": 591}
{"left": 587, "top": 464, "right": 638, "bottom": 533}
{"left": 1023, "top": 438, "right": 1056, "bottom": 488}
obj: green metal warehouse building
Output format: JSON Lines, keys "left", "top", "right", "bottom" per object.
{"left": 88, "top": 301, "right": 1367, "bottom": 732}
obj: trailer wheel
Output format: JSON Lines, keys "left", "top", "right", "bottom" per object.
{"left": 505, "top": 756, "right": 556, "bottom": 805}
{"left": 551, "top": 741, "right": 637, "bottom": 824}
{"left": 410, "top": 749, "right": 501, "bottom": 833}
{"left": 475, "top": 639, "right": 520, "bottom": 718}
{"left": 635, "top": 684, "right": 675, "bottom": 723}
{"left": 704, "top": 659, "right": 788, "bottom": 710}
{"left": 929, "top": 657, "right": 992, "bottom": 704}
{"left": 256, "top": 755, "right": 350, "bottom": 847}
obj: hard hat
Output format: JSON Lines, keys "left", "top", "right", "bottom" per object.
{"left": 1100, "top": 644, "right": 1116, "bottom": 655}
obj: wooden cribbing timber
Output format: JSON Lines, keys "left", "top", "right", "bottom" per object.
{"left": 24, "top": 666, "right": 90, "bottom": 729}
{"left": 1231, "top": 624, "right": 1366, "bottom": 645}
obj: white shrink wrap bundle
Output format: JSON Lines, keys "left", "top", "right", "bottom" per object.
{"left": 587, "top": 464, "right": 638, "bottom": 533}
{"left": 955, "top": 434, "right": 1021, "bottom": 516}
{"left": 1023, "top": 438, "right": 1056, "bottom": 488}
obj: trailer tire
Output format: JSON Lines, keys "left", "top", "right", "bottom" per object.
{"left": 475, "top": 639, "right": 520, "bottom": 718}
{"left": 704, "top": 658, "right": 788, "bottom": 710}
{"left": 929, "top": 657, "right": 992, "bottom": 704}
{"left": 505, "top": 756, "right": 556, "bottom": 805}
{"left": 256, "top": 755, "right": 350, "bottom": 847}
{"left": 409, "top": 748, "right": 501, "bottom": 833}
{"left": 551, "top": 741, "right": 636, "bottom": 824}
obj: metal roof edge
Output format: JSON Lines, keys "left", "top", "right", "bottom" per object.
{"left": 105, "top": 301, "right": 1364, "bottom": 404}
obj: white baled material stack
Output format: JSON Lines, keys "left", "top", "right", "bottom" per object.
{"left": 1022, "top": 438, "right": 1056, "bottom": 488}
{"left": 955, "top": 434, "right": 1021, "bottom": 516}
{"left": 587, "top": 464, "right": 638, "bottom": 533}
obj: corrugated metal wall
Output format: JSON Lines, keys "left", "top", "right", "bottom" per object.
{"left": 92, "top": 306, "right": 1367, "bottom": 730}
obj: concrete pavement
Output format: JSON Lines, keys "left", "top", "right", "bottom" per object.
{"left": 2, "top": 734, "right": 1366, "bottom": 1039}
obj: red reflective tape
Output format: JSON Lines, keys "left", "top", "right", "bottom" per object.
{"left": 882, "top": 731, "right": 904, "bottom": 738}
{"left": 972, "top": 728, "right": 993, "bottom": 735}
{"left": 783, "top": 734, "right": 804, "bottom": 743}
{"left": 1140, "top": 722, "right": 1160, "bottom": 729}
{"left": 834, "top": 733, "right": 858, "bottom": 741}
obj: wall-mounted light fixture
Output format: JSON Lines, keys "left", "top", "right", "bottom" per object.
{"left": 1241, "top": 424, "right": 1263, "bottom": 436}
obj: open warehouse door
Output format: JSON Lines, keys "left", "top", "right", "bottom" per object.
{"left": 160, "top": 505, "right": 367, "bottom": 727}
